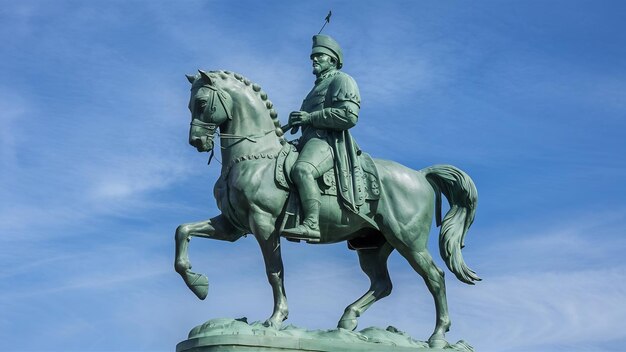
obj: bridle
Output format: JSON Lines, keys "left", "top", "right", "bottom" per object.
{"left": 191, "top": 83, "right": 231, "bottom": 131}
{"left": 191, "top": 84, "right": 276, "bottom": 164}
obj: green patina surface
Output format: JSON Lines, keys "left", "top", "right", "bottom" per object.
{"left": 176, "top": 318, "right": 474, "bottom": 352}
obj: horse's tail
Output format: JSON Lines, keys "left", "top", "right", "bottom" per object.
{"left": 423, "top": 164, "right": 481, "bottom": 285}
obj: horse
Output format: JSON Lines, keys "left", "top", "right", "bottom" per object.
{"left": 174, "top": 69, "right": 480, "bottom": 348}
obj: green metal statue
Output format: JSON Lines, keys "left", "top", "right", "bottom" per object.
{"left": 175, "top": 34, "right": 480, "bottom": 349}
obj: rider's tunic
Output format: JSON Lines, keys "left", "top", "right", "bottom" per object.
{"left": 299, "top": 70, "right": 365, "bottom": 213}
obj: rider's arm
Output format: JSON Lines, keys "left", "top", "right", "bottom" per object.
{"left": 308, "top": 102, "right": 359, "bottom": 130}
{"left": 309, "top": 73, "right": 361, "bottom": 131}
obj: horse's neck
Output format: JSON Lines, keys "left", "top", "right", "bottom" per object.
{"left": 219, "top": 88, "right": 282, "bottom": 167}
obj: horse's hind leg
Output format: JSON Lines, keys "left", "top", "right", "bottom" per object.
{"left": 338, "top": 242, "right": 394, "bottom": 330}
{"left": 396, "top": 244, "right": 451, "bottom": 348}
{"left": 174, "top": 214, "right": 244, "bottom": 300}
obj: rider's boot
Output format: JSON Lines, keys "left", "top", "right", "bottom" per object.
{"left": 283, "top": 180, "right": 322, "bottom": 242}
{"left": 283, "top": 199, "right": 321, "bottom": 242}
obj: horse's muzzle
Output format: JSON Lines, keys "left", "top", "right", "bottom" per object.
{"left": 190, "top": 135, "right": 214, "bottom": 152}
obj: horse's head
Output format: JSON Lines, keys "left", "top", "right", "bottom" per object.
{"left": 186, "top": 70, "right": 233, "bottom": 153}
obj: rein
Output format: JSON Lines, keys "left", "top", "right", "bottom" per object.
{"left": 191, "top": 121, "right": 276, "bottom": 147}
{"left": 192, "top": 80, "right": 281, "bottom": 166}
{"left": 190, "top": 121, "right": 277, "bottom": 166}
{"left": 218, "top": 129, "right": 276, "bottom": 147}
{"left": 193, "top": 83, "right": 276, "bottom": 148}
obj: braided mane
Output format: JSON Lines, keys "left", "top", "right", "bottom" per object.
{"left": 207, "top": 70, "right": 286, "bottom": 143}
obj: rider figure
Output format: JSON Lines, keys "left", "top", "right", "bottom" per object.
{"left": 283, "top": 34, "right": 362, "bottom": 242}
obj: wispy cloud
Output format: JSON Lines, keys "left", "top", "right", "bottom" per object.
{"left": 449, "top": 268, "right": 626, "bottom": 352}
{"left": 473, "top": 209, "right": 626, "bottom": 274}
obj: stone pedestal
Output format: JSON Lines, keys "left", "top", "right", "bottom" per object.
{"left": 176, "top": 318, "right": 474, "bottom": 352}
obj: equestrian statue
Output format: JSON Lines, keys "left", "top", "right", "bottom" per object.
{"left": 174, "top": 34, "right": 480, "bottom": 349}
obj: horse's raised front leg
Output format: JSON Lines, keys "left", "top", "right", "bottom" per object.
{"left": 338, "top": 242, "right": 394, "bottom": 330}
{"left": 175, "top": 214, "right": 245, "bottom": 300}
{"left": 250, "top": 211, "right": 288, "bottom": 328}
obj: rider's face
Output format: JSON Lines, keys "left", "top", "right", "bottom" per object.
{"left": 311, "top": 53, "right": 335, "bottom": 75}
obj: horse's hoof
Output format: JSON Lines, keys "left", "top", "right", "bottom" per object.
{"left": 337, "top": 318, "right": 358, "bottom": 331}
{"left": 428, "top": 335, "right": 449, "bottom": 349}
{"left": 185, "top": 271, "right": 209, "bottom": 300}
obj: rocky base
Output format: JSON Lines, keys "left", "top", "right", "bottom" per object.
{"left": 176, "top": 318, "right": 474, "bottom": 352}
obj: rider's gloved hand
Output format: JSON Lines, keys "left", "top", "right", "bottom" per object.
{"left": 288, "top": 111, "right": 311, "bottom": 134}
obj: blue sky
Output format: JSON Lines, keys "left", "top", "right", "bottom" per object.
{"left": 1, "top": 1, "right": 625, "bottom": 351}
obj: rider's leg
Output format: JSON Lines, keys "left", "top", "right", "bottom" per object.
{"left": 292, "top": 162, "right": 322, "bottom": 231}
{"left": 283, "top": 138, "right": 333, "bottom": 240}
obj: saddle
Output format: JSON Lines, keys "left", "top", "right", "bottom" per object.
{"left": 275, "top": 142, "right": 381, "bottom": 242}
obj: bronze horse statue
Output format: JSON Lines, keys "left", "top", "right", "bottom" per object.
{"left": 174, "top": 70, "right": 480, "bottom": 348}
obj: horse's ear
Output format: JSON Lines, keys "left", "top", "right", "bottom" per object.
{"left": 198, "top": 70, "right": 213, "bottom": 85}
{"left": 186, "top": 74, "right": 196, "bottom": 84}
